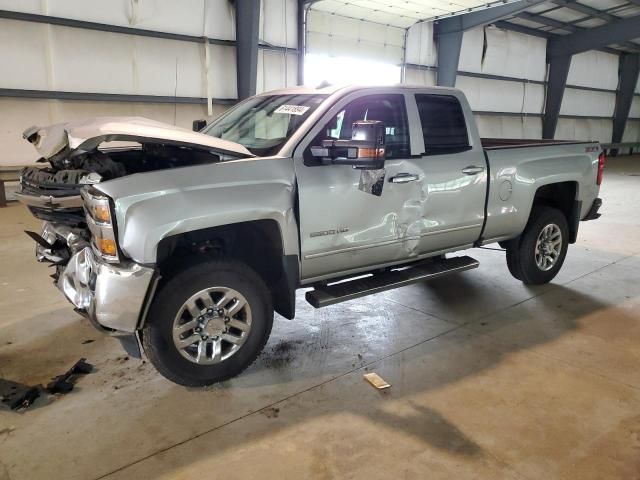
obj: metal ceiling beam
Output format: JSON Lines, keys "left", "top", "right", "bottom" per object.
{"left": 235, "top": 0, "right": 260, "bottom": 100}
{"left": 435, "top": 0, "right": 546, "bottom": 34}
{"left": 435, "top": 0, "right": 546, "bottom": 86}
{"left": 613, "top": 53, "right": 640, "bottom": 144}
{"left": 548, "top": 14, "right": 640, "bottom": 57}
{"left": 516, "top": 11, "right": 640, "bottom": 52}
{"left": 543, "top": 54, "right": 571, "bottom": 139}
{"left": 550, "top": 0, "right": 616, "bottom": 22}
{"left": 516, "top": 11, "right": 576, "bottom": 32}
{"left": 495, "top": 20, "right": 624, "bottom": 55}
{"left": 494, "top": 20, "right": 551, "bottom": 38}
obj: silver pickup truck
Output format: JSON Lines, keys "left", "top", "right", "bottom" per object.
{"left": 16, "top": 85, "right": 604, "bottom": 386}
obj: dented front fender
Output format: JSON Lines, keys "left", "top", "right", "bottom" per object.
{"left": 95, "top": 156, "right": 299, "bottom": 265}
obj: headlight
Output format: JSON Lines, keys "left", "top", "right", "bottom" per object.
{"left": 81, "top": 187, "right": 119, "bottom": 263}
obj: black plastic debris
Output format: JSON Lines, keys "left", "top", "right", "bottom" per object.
{"left": 46, "top": 358, "right": 94, "bottom": 394}
{"left": 0, "top": 379, "right": 41, "bottom": 410}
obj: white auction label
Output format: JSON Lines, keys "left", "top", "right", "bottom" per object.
{"left": 274, "top": 105, "right": 310, "bottom": 115}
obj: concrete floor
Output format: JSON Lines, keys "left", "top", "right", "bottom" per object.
{"left": 1, "top": 156, "right": 639, "bottom": 480}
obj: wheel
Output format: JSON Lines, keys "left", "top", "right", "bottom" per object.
{"left": 142, "top": 260, "right": 273, "bottom": 386}
{"left": 505, "top": 206, "right": 569, "bottom": 285}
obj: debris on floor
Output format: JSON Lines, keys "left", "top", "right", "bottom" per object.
{"left": 363, "top": 372, "right": 391, "bottom": 390}
{"left": 261, "top": 407, "right": 280, "bottom": 418}
{"left": 0, "top": 378, "right": 41, "bottom": 410}
{"left": 1, "top": 358, "right": 95, "bottom": 411}
{"left": 46, "top": 358, "right": 94, "bottom": 394}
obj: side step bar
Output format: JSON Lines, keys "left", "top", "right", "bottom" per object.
{"left": 305, "top": 255, "right": 479, "bottom": 308}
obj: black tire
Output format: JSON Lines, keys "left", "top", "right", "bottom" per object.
{"left": 505, "top": 206, "right": 569, "bottom": 285}
{"left": 142, "top": 260, "right": 273, "bottom": 387}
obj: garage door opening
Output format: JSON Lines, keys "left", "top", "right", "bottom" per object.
{"left": 304, "top": 54, "right": 401, "bottom": 87}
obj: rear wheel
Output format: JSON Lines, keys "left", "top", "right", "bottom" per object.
{"left": 142, "top": 260, "right": 273, "bottom": 386}
{"left": 505, "top": 206, "right": 569, "bottom": 285}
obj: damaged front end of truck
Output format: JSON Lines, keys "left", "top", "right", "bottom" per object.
{"left": 16, "top": 116, "right": 253, "bottom": 352}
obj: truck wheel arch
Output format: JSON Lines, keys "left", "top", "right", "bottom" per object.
{"left": 530, "top": 181, "right": 580, "bottom": 244}
{"left": 153, "top": 220, "right": 299, "bottom": 321}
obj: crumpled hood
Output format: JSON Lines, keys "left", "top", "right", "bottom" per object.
{"left": 22, "top": 116, "right": 253, "bottom": 160}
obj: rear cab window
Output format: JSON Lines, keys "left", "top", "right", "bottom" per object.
{"left": 415, "top": 94, "right": 471, "bottom": 156}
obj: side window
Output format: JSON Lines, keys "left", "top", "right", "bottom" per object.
{"left": 415, "top": 94, "right": 470, "bottom": 155}
{"left": 308, "top": 94, "right": 410, "bottom": 162}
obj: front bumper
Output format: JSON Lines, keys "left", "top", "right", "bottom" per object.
{"left": 58, "top": 247, "right": 155, "bottom": 333}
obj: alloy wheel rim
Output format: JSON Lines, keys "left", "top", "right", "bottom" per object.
{"left": 534, "top": 223, "right": 562, "bottom": 271}
{"left": 172, "top": 286, "right": 252, "bottom": 365}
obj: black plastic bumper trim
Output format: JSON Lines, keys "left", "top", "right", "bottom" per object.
{"left": 582, "top": 198, "right": 602, "bottom": 221}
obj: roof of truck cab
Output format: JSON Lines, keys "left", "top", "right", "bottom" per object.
{"left": 260, "top": 84, "right": 461, "bottom": 96}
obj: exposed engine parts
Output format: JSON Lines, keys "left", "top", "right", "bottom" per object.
{"left": 17, "top": 143, "right": 223, "bottom": 267}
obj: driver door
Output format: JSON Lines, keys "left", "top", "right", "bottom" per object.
{"left": 294, "top": 92, "right": 426, "bottom": 283}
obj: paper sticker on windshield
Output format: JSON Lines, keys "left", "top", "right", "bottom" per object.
{"left": 274, "top": 105, "right": 310, "bottom": 115}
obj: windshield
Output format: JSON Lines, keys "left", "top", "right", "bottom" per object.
{"left": 202, "top": 94, "right": 327, "bottom": 156}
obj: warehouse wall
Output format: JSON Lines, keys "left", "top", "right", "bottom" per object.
{"left": 624, "top": 79, "right": 640, "bottom": 142}
{"left": 0, "top": 0, "right": 297, "bottom": 166}
{"left": 305, "top": 10, "right": 405, "bottom": 64}
{"left": 404, "top": 23, "right": 547, "bottom": 139}
{"left": 308, "top": 15, "right": 635, "bottom": 144}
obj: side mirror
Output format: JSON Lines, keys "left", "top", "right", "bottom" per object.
{"left": 311, "top": 120, "right": 386, "bottom": 169}
{"left": 192, "top": 119, "right": 207, "bottom": 132}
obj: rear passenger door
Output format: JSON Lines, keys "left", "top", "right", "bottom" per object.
{"left": 413, "top": 93, "right": 488, "bottom": 253}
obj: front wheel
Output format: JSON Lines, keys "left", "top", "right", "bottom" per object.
{"left": 142, "top": 260, "right": 273, "bottom": 386}
{"left": 506, "top": 206, "right": 569, "bottom": 285}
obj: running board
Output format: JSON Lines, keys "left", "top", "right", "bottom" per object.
{"left": 305, "top": 255, "right": 479, "bottom": 308}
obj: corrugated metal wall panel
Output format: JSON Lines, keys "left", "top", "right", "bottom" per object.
{"left": 457, "top": 76, "right": 544, "bottom": 113}
{"left": 306, "top": 10, "right": 405, "bottom": 64}
{"left": 404, "top": 22, "right": 437, "bottom": 66}
{"left": 0, "top": 19, "right": 238, "bottom": 99}
{"left": 403, "top": 67, "right": 437, "bottom": 86}
{"left": 629, "top": 96, "right": 640, "bottom": 119}
{"left": 257, "top": 50, "right": 298, "bottom": 93}
{"left": 261, "top": 0, "right": 297, "bottom": 49}
{"left": 475, "top": 114, "right": 543, "bottom": 139}
{"left": 622, "top": 119, "right": 640, "bottom": 142}
{"left": 556, "top": 118, "right": 613, "bottom": 143}
{"left": 566, "top": 51, "right": 619, "bottom": 91}
{"left": 458, "top": 27, "right": 546, "bottom": 81}
{"left": 0, "top": 1, "right": 298, "bottom": 166}
{"left": 0, "top": 0, "right": 237, "bottom": 39}
{"left": 0, "top": 97, "right": 225, "bottom": 165}
{"left": 560, "top": 88, "right": 616, "bottom": 117}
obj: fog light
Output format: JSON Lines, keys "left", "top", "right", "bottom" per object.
{"left": 97, "top": 238, "right": 117, "bottom": 256}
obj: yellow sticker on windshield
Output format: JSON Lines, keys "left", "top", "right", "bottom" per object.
{"left": 274, "top": 105, "right": 310, "bottom": 115}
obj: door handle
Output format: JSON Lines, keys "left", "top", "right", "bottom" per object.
{"left": 389, "top": 173, "right": 419, "bottom": 184}
{"left": 461, "top": 166, "right": 485, "bottom": 175}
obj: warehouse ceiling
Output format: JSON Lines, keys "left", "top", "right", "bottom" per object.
{"left": 309, "top": 0, "right": 640, "bottom": 53}
{"left": 498, "top": 0, "right": 640, "bottom": 53}
{"left": 308, "top": 0, "right": 530, "bottom": 28}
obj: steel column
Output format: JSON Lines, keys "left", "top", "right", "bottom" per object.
{"left": 435, "top": 31, "right": 463, "bottom": 87}
{"left": 235, "top": 0, "right": 260, "bottom": 100}
{"left": 613, "top": 54, "right": 640, "bottom": 145}
{"left": 543, "top": 55, "right": 571, "bottom": 139}
{"left": 297, "top": 0, "right": 305, "bottom": 85}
